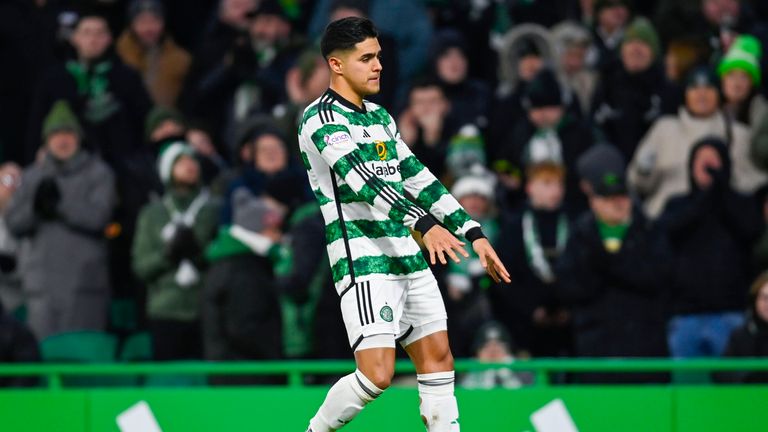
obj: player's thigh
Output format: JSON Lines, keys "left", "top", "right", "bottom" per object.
{"left": 339, "top": 278, "right": 407, "bottom": 351}
{"left": 404, "top": 330, "right": 454, "bottom": 374}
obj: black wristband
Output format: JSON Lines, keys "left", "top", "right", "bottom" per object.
{"left": 464, "top": 227, "right": 486, "bottom": 243}
{"left": 414, "top": 215, "right": 438, "bottom": 235}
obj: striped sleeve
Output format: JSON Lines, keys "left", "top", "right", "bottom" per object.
{"left": 304, "top": 115, "right": 430, "bottom": 230}
{"left": 393, "top": 123, "right": 485, "bottom": 242}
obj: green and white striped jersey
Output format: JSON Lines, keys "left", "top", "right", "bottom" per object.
{"left": 298, "top": 89, "right": 484, "bottom": 291}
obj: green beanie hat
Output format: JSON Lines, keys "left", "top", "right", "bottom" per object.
{"left": 623, "top": 17, "right": 660, "bottom": 60}
{"left": 42, "top": 100, "right": 82, "bottom": 140}
{"left": 718, "top": 35, "right": 762, "bottom": 85}
{"left": 145, "top": 105, "right": 185, "bottom": 141}
{"left": 157, "top": 141, "right": 195, "bottom": 184}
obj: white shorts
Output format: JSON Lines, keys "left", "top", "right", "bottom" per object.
{"left": 338, "top": 270, "right": 448, "bottom": 351}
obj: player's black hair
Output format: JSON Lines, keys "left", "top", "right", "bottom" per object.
{"left": 320, "top": 17, "right": 378, "bottom": 59}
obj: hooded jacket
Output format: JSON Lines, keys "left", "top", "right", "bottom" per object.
{"left": 659, "top": 138, "right": 763, "bottom": 315}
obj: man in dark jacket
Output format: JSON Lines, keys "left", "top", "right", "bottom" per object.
{"left": 6, "top": 101, "right": 116, "bottom": 340}
{"left": 660, "top": 136, "right": 763, "bottom": 358}
{"left": 557, "top": 144, "right": 670, "bottom": 383}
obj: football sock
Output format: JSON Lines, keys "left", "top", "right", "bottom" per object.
{"left": 417, "top": 371, "right": 460, "bottom": 431}
{"left": 307, "top": 369, "right": 383, "bottom": 431}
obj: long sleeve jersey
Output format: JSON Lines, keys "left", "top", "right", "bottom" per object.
{"left": 298, "top": 89, "right": 484, "bottom": 292}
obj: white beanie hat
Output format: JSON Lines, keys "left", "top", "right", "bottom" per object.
{"left": 451, "top": 175, "right": 494, "bottom": 201}
{"left": 157, "top": 141, "right": 195, "bottom": 184}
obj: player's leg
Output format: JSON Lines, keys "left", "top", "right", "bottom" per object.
{"left": 307, "top": 280, "right": 403, "bottom": 431}
{"left": 399, "top": 273, "right": 460, "bottom": 431}
{"left": 307, "top": 345, "right": 395, "bottom": 431}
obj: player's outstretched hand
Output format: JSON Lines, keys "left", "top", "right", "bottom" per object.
{"left": 422, "top": 226, "right": 469, "bottom": 265}
{"left": 472, "top": 238, "right": 511, "bottom": 284}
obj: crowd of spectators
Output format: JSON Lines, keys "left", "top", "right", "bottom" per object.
{"left": 2, "top": 0, "right": 768, "bottom": 386}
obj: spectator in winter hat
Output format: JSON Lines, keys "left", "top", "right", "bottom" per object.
{"left": 132, "top": 141, "right": 219, "bottom": 360}
{"left": 719, "top": 35, "right": 767, "bottom": 127}
{"left": 6, "top": 101, "right": 116, "bottom": 339}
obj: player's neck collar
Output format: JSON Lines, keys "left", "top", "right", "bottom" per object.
{"left": 326, "top": 88, "right": 367, "bottom": 114}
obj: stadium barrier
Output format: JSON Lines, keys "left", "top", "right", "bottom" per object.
{"left": 0, "top": 359, "right": 766, "bottom": 431}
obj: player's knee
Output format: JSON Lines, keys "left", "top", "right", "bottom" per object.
{"left": 426, "top": 346, "right": 454, "bottom": 372}
{"left": 366, "top": 368, "right": 394, "bottom": 390}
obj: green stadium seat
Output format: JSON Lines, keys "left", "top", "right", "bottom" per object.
{"left": 40, "top": 331, "right": 127, "bottom": 387}
{"left": 41, "top": 330, "right": 118, "bottom": 363}
{"left": 119, "top": 332, "right": 153, "bottom": 362}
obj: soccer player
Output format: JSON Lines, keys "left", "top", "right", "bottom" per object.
{"left": 299, "top": 17, "right": 511, "bottom": 432}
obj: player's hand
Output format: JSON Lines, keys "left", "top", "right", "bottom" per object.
{"left": 472, "top": 238, "right": 511, "bottom": 284}
{"left": 422, "top": 226, "right": 469, "bottom": 265}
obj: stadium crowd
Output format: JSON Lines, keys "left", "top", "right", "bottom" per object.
{"left": 1, "top": 0, "right": 768, "bottom": 386}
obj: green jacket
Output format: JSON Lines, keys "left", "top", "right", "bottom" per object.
{"left": 132, "top": 189, "right": 219, "bottom": 321}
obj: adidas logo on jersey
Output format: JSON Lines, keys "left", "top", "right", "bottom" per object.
{"left": 363, "top": 129, "right": 371, "bottom": 138}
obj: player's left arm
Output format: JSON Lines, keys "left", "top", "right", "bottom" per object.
{"left": 393, "top": 122, "right": 511, "bottom": 283}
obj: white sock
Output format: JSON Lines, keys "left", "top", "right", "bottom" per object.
{"left": 418, "top": 371, "right": 460, "bottom": 432}
{"left": 307, "top": 369, "right": 383, "bottom": 431}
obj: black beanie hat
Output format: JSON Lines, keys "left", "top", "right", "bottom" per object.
{"left": 523, "top": 69, "right": 563, "bottom": 109}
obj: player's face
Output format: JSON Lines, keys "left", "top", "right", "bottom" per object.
{"left": 339, "top": 37, "right": 382, "bottom": 97}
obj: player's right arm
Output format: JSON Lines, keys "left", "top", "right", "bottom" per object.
{"left": 302, "top": 119, "right": 437, "bottom": 235}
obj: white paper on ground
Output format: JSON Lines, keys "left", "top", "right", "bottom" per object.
{"left": 530, "top": 398, "right": 579, "bottom": 432}
{"left": 116, "top": 400, "right": 163, "bottom": 432}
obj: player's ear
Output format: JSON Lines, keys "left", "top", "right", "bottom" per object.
{"left": 328, "top": 56, "right": 343, "bottom": 75}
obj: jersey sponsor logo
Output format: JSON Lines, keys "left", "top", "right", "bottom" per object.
{"left": 380, "top": 305, "right": 393, "bottom": 322}
{"left": 324, "top": 131, "right": 352, "bottom": 146}
{"left": 371, "top": 162, "right": 401, "bottom": 177}
{"left": 375, "top": 141, "right": 387, "bottom": 161}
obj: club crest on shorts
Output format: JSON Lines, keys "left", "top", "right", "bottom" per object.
{"left": 380, "top": 305, "right": 393, "bottom": 322}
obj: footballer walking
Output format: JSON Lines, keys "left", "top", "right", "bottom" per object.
{"left": 298, "top": 17, "right": 511, "bottom": 432}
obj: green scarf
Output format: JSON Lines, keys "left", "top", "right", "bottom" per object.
{"left": 596, "top": 219, "right": 631, "bottom": 253}
{"left": 65, "top": 60, "right": 120, "bottom": 123}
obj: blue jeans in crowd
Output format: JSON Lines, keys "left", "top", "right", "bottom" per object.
{"left": 667, "top": 312, "right": 744, "bottom": 358}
